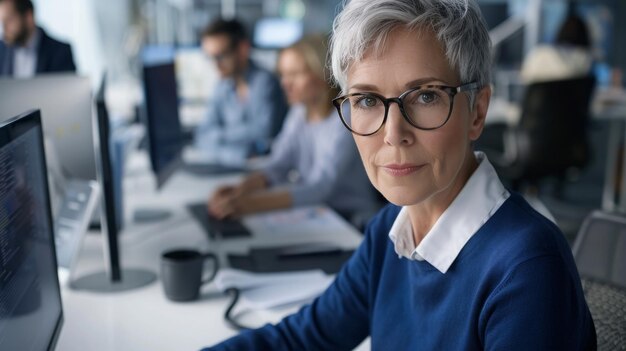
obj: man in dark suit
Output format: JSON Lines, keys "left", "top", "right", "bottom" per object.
{"left": 0, "top": 0, "right": 75, "bottom": 77}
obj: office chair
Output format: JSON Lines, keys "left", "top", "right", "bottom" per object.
{"left": 482, "top": 76, "right": 596, "bottom": 196}
{"left": 572, "top": 210, "right": 626, "bottom": 350}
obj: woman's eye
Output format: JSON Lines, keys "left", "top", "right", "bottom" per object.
{"left": 361, "top": 97, "right": 376, "bottom": 107}
{"left": 356, "top": 96, "right": 378, "bottom": 108}
{"left": 405, "top": 89, "right": 442, "bottom": 106}
{"left": 418, "top": 92, "right": 437, "bottom": 104}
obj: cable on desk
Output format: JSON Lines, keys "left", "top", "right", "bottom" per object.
{"left": 224, "top": 288, "right": 253, "bottom": 331}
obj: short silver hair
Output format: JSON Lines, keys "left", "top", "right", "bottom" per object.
{"left": 330, "top": 0, "right": 492, "bottom": 97}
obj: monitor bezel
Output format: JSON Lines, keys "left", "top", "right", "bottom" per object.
{"left": 94, "top": 74, "right": 122, "bottom": 282}
{"left": 0, "top": 109, "right": 64, "bottom": 351}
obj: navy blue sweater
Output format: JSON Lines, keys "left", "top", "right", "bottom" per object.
{"left": 204, "top": 193, "right": 596, "bottom": 350}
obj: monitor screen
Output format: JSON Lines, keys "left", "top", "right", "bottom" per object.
{"left": 142, "top": 62, "right": 184, "bottom": 189}
{"left": 0, "top": 110, "right": 63, "bottom": 350}
{"left": 253, "top": 18, "right": 303, "bottom": 49}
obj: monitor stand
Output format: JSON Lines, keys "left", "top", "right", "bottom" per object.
{"left": 70, "top": 269, "right": 156, "bottom": 292}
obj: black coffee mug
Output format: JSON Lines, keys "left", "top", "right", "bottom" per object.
{"left": 160, "top": 249, "right": 219, "bottom": 302}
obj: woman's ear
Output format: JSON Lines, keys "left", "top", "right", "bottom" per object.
{"left": 468, "top": 86, "right": 491, "bottom": 141}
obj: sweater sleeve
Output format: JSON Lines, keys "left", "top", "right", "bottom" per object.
{"left": 260, "top": 108, "right": 299, "bottom": 185}
{"left": 200, "top": 211, "right": 382, "bottom": 351}
{"left": 481, "top": 255, "right": 596, "bottom": 351}
{"left": 290, "top": 123, "right": 356, "bottom": 208}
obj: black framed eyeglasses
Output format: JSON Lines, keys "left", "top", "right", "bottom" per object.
{"left": 332, "top": 82, "right": 481, "bottom": 136}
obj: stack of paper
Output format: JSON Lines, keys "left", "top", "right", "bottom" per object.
{"left": 244, "top": 206, "right": 347, "bottom": 238}
{"left": 214, "top": 268, "right": 334, "bottom": 309}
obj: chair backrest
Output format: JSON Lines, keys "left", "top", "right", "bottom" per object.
{"left": 572, "top": 210, "right": 626, "bottom": 288}
{"left": 515, "top": 76, "right": 596, "bottom": 179}
{"left": 573, "top": 210, "right": 626, "bottom": 349}
{"left": 580, "top": 277, "right": 626, "bottom": 350}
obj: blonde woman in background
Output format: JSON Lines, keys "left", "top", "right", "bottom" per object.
{"left": 208, "top": 35, "right": 379, "bottom": 221}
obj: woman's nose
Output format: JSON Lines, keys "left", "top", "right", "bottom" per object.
{"left": 383, "top": 103, "right": 415, "bottom": 146}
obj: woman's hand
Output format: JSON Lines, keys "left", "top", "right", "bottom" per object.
{"left": 206, "top": 173, "right": 269, "bottom": 219}
{"left": 207, "top": 185, "right": 241, "bottom": 219}
{"left": 239, "top": 172, "right": 268, "bottom": 193}
{"left": 212, "top": 185, "right": 240, "bottom": 201}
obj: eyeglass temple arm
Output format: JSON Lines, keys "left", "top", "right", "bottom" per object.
{"left": 457, "top": 82, "right": 481, "bottom": 93}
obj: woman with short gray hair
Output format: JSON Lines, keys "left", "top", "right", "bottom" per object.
{"left": 202, "top": 1, "right": 596, "bottom": 349}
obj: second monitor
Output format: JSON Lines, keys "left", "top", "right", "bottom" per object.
{"left": 142, "top": 62, "right": 185, "bottom": 189}
{"left": 0, "top": 74, "right": 97, "bottom": 182}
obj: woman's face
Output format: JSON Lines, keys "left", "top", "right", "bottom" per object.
{"left": 346, "top": 27, "right": 489, "bottom": 207}
{"left": 278, "top": 49, "right": 324, "bottom": 105}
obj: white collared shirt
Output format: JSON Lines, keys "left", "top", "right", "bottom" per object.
{"left": 13, "top": 30, "right": 40, "bottom": 78}
{"left": 388, "top": 152, "right": 510, "bottom": 273}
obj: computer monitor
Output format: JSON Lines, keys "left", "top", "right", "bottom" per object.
{"left": 0, "top": 75, "right": 103, "bottom": 289}
{"left": 0, "top": 75, "right": 97, "bottom": 182}
{"left": 69, "top": 76, "right": 156, "bottom": 292}
{"left": 141, "top": 62, "right": 185, "bottom": 189}
{"left": 0, "top": 110, "right": 63, "bottom": 350}
{"left": 94, "top": 75, "right": 121, "bottom": 281}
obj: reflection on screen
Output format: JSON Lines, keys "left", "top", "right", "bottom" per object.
{"left": 0, "top": 124, "right": 62, "bottom": 350}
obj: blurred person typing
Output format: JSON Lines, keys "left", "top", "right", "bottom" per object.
{"left": 207, "top": 35, "right": 379, "bottom": 222}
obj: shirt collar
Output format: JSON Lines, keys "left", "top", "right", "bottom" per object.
{"left": 388, "top": 152, "right": 510, "bottom": 274}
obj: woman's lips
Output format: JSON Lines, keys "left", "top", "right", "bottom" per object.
{"left": 381, "top": 164, "right": 424, "bottom": 176}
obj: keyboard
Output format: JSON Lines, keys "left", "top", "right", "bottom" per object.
{"left": 228, "top": 245, "right": 355, "bottom": 274}
{"left": 181, "top": 162, "right": 245, "bottom": 176}
{"left": 186, "top": 202, "right": 252, "bottom": 239}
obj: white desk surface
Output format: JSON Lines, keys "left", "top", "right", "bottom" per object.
{"left": 55, "top": 151, "right": 370, "bottom": 350}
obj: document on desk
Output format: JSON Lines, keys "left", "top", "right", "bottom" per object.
{"left": 244, "top": 206, "right": 345, "bottom": 237}
{"left": 214, "top": 268, "right": 334, "bottom": 309}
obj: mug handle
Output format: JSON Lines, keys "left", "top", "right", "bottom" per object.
{"left": 201, "top": 252, "right": 220, "bottom": 284}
